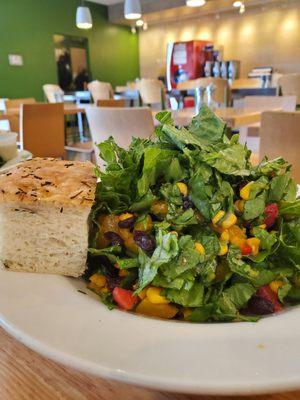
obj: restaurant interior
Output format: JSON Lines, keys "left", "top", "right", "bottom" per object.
{"left": 0, "top": 0, "right": 299, "bottom": 180}
{"left": 0, "top": 0, "right": 300, "bottom": 398}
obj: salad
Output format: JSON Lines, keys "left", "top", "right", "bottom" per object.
{"left": 87, "top": 105, "right": 300, "bottom": 322}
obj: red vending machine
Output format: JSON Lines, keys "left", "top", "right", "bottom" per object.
{"left": 166, "top": 40, "right": 214, "bottom": 90}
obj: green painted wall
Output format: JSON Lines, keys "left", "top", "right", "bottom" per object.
{"left": 0, "top": 0, "right": 139, "bottom": 100}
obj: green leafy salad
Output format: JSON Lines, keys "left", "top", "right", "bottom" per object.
{"left": 87, "top": 105, "right": 300, "bottom": 322}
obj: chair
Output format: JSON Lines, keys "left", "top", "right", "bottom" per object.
{"left": 87, "top": 80, "right": 113, "bottom": 103}
{"left": 260, "top": 111, "right": 300, "bottom": 182}
{"left": 85, "top": 106, "right": 154, "bottom": 165}
{"left": 137, "top": 78, "right": 165, "bottom": 109}
{"left": 278, "top": 74, "right": 300, "bottom": 105}
{"left": 97, "top": 99, "right": 125, "bottom": 108}
{"left": 43, "top": 84, "right": 64, "bottom": 103}
{"left": 197, "top": 77, "right": 230, "bottom": 106}
{"left": 5, "top": 98, "right": 36, "bottom": 134}
{"left": 230, "top": 78, "right": 262, "bottom": 90}
{"left": 20, "top": 103, "right": 65, "bottom": 158}
{"left": 237, "top": 96, "right": 297, "bottom": 154}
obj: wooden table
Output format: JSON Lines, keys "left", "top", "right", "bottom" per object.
{"left": 153, "top": 107, "right": 268, "bottom": 129}
{"left": 0, "top": 326, "right": 299, "bottom": 400}
{"left": 0, "top": 104, "right": 87, "bottom": 120}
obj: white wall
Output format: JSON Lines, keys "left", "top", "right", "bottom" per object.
{"left": 139, "top": 3, "right": 300, "bottom": 79}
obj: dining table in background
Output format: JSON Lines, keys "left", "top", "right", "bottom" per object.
{"left": 0, "top": 326, "right": 299, "bottom": 400}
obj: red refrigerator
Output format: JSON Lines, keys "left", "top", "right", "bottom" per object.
{"left": 166, "top": 40, "right": 214, "bottom": 90}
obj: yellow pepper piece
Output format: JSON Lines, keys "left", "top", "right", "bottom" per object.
{"left": 220, "top": 230, "right": 230, "bottom": 242}
{"left": 147, "top": 287, "right": 170, "bottom": 304}
{"left": 150, "top": 200, "right": 168, "bottom": 217}
{"left": 100, "top": 287, "right": 110, "bottom": 294}
{"left": 259, "top": 224, "right": 267, "bottom": 229}
{"left": 118, "top": 212, "right": 134, "bottom": 222}
{"left": 246, "top": 237, "right": 261, "bottom": 256}
{"left": 221, "top": 213, "right": 237, "bottom": 229}
{"left": 218, "top": 242, "right": 228, "bottom": 256}
{"left": 89, "top": 273, "right": 106, "bottom": 288}
{"left": 269, "top": 280, "right": 284, "bottom": 293}
{"left": 135, "top": 298, "right": 178, "bottom": 319}
{"left": 176, "top": 182, "right": 188, "bottom": 197}
{"left": 194, "top": 242, "right": 205, "bottom": 255}
{"left": 240, "top": 182, "right": 254, "bottom": 200}
{"left": 212, "top": 210, "right": 225, "bottom": 226}
{"left": 234, "top": 199, "right": 245, "bottom": 213}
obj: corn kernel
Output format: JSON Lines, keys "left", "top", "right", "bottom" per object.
{"left": 119, "top": 212, "right": 134, "bottom": 222}
{"left": 100, "top": 287, "right": 110, "bottom": 294}
{"left": 176, "top": 182, "right": 188, "bottom": 197}
{"left": 183, "top": 308, "right": 192, "bottom": 320}
{"left": 221, "top": 213, "right": 237, "bottom": 229}
{"left": 138, "top": 287, "right": 148, "bottom": 300}
{"left": 194, "top": 242, "right": 205, "bottom": 255}
{"left": 269, "top": 280, "right": 284, "bottom": 293}
{"left": 259, "top": 224, "right": 267, "bottom": 229}
{"left": 220, "top": 230, "right": 230, "bottom": 242}
{"left": 240, "top": 182, "right": 254, "bottom": 200}
{"left": 218, "top": 242, "right": 228, "bottom": 256}
{"left": 234, "top": 199, "right": 245, "bottom": 213}
{"left": 212, "top": 210, "right": 225, "bottom": 225}
{"left": 147, "top": 287, "right": 170, "bottom": 304}
{"left": 89, "top": 274, "right": 106, "bottom": 288}
{"left": 246, "top": 237, "right": 260, "bottom": 256}
{"left": 119, "top": 269, "right": 129, "bottom": 277}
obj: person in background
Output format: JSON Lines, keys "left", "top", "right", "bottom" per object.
{"left": 74, "top": 66, "right": 90, "bottom": 91}
{"left": 57, "top": 53, "right": 73, "bottom": 91}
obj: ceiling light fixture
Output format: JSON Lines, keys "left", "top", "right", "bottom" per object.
{"left": 233, "top": 1, "right": 242, "bottom": 7}
{"left": 76, "top": 5, "right": 93, "bottom": 29}
{"left": 186, "top": 0, "right": 206, "bottom": 7}
{"left": 124, "top": 0, "right": 142, "bottom": 20}
{"left": 136, "top": 19, "right": 144, "bottom": 27}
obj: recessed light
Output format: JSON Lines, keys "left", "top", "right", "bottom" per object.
{"left": 186, "top": 0, "right": 206, "bottom": 7}
{"left": 136, "top": 19, "right": 144, "bottom": 27}
{"left": 233, "top": 1, "right": 242, "bottom": 7}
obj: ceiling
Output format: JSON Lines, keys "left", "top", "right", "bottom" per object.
{"left": 89, "top": 0, "right": 299, "bottom": 25}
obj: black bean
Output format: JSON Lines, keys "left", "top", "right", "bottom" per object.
{"left": 104, "top": 231, "right": 124, "bottom": 247}
{"left": 183, "top": 197, "right": 194, "bottom": 210}
{"left": 133, "top": 230, "right": 156, "bottom": 253}
{"left": 118, "top": 216, "right": 136, "bottom": 229}
{"left": 247, "top": 295, "right": 275, "bottom": 315}
{"left": 106, "top": 276, "right": 123, "bottom": 291}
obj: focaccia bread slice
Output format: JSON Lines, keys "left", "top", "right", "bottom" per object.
{"left": 0, "top": 158, "right": 97, "bottom": 277}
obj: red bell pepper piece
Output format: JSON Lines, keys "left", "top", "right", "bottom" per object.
{"left": 256, "top": 285, "right": 282, "bottom": 312}
{"left": 112, "top": 287, "right": 138, "bottom": 310}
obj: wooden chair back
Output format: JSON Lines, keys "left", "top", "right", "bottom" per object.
{"left": 230, "top": 78, "right": 262, "bottom": 90}
{"left": 43, "top": 84, "right": 64, "bottom": 103}
{"left": 85, "top": 106, "right": 154, "bottom": 165}
{"left": 20, "top": 103, "right": 65, "bottom": 158}
{"left": 87, "top": 80, "right": 113, "bottom": 103}
{"left": 278, "top": 74, "right": 300, "bottom": 104}
{"left": 97, "top": 99, "right": 125, "bottom": 108}
{"left": 243, "top": 96, "right": 297, "bottom": 112}
{"left": 4, "top": 98, "right": 36, "bottom": 134}
{"left": 260, "top": 111, "right": 300, "bottom": 182}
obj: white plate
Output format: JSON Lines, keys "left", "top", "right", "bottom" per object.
{"left": 0, "top": 266, "right": 300, "bottom": 395}
{"left": 0, "top": 150, "right": 32, "bottom": 174}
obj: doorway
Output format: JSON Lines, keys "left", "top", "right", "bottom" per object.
{"left": 53, "top": 34, "right": 91, "bottom": 92}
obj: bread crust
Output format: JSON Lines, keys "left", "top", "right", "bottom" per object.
{"left": 0, "top": 158, "right": 97, "bottom": 207}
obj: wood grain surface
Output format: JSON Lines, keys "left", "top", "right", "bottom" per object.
{"left": 0, "top": 327, "right": 299, "bottom": 400}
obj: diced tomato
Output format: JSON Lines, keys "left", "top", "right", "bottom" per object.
{"left": 256, "top": 285, "right": 282, "bottom": 312}
{"left": 241, "top": 243, "right": 252, "bottom": 255}
{"left": 112, "top": 287, "right": 138, "bottom": 311}
{"left": 263, "top": 203, "right": 279, "bottom": 228}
